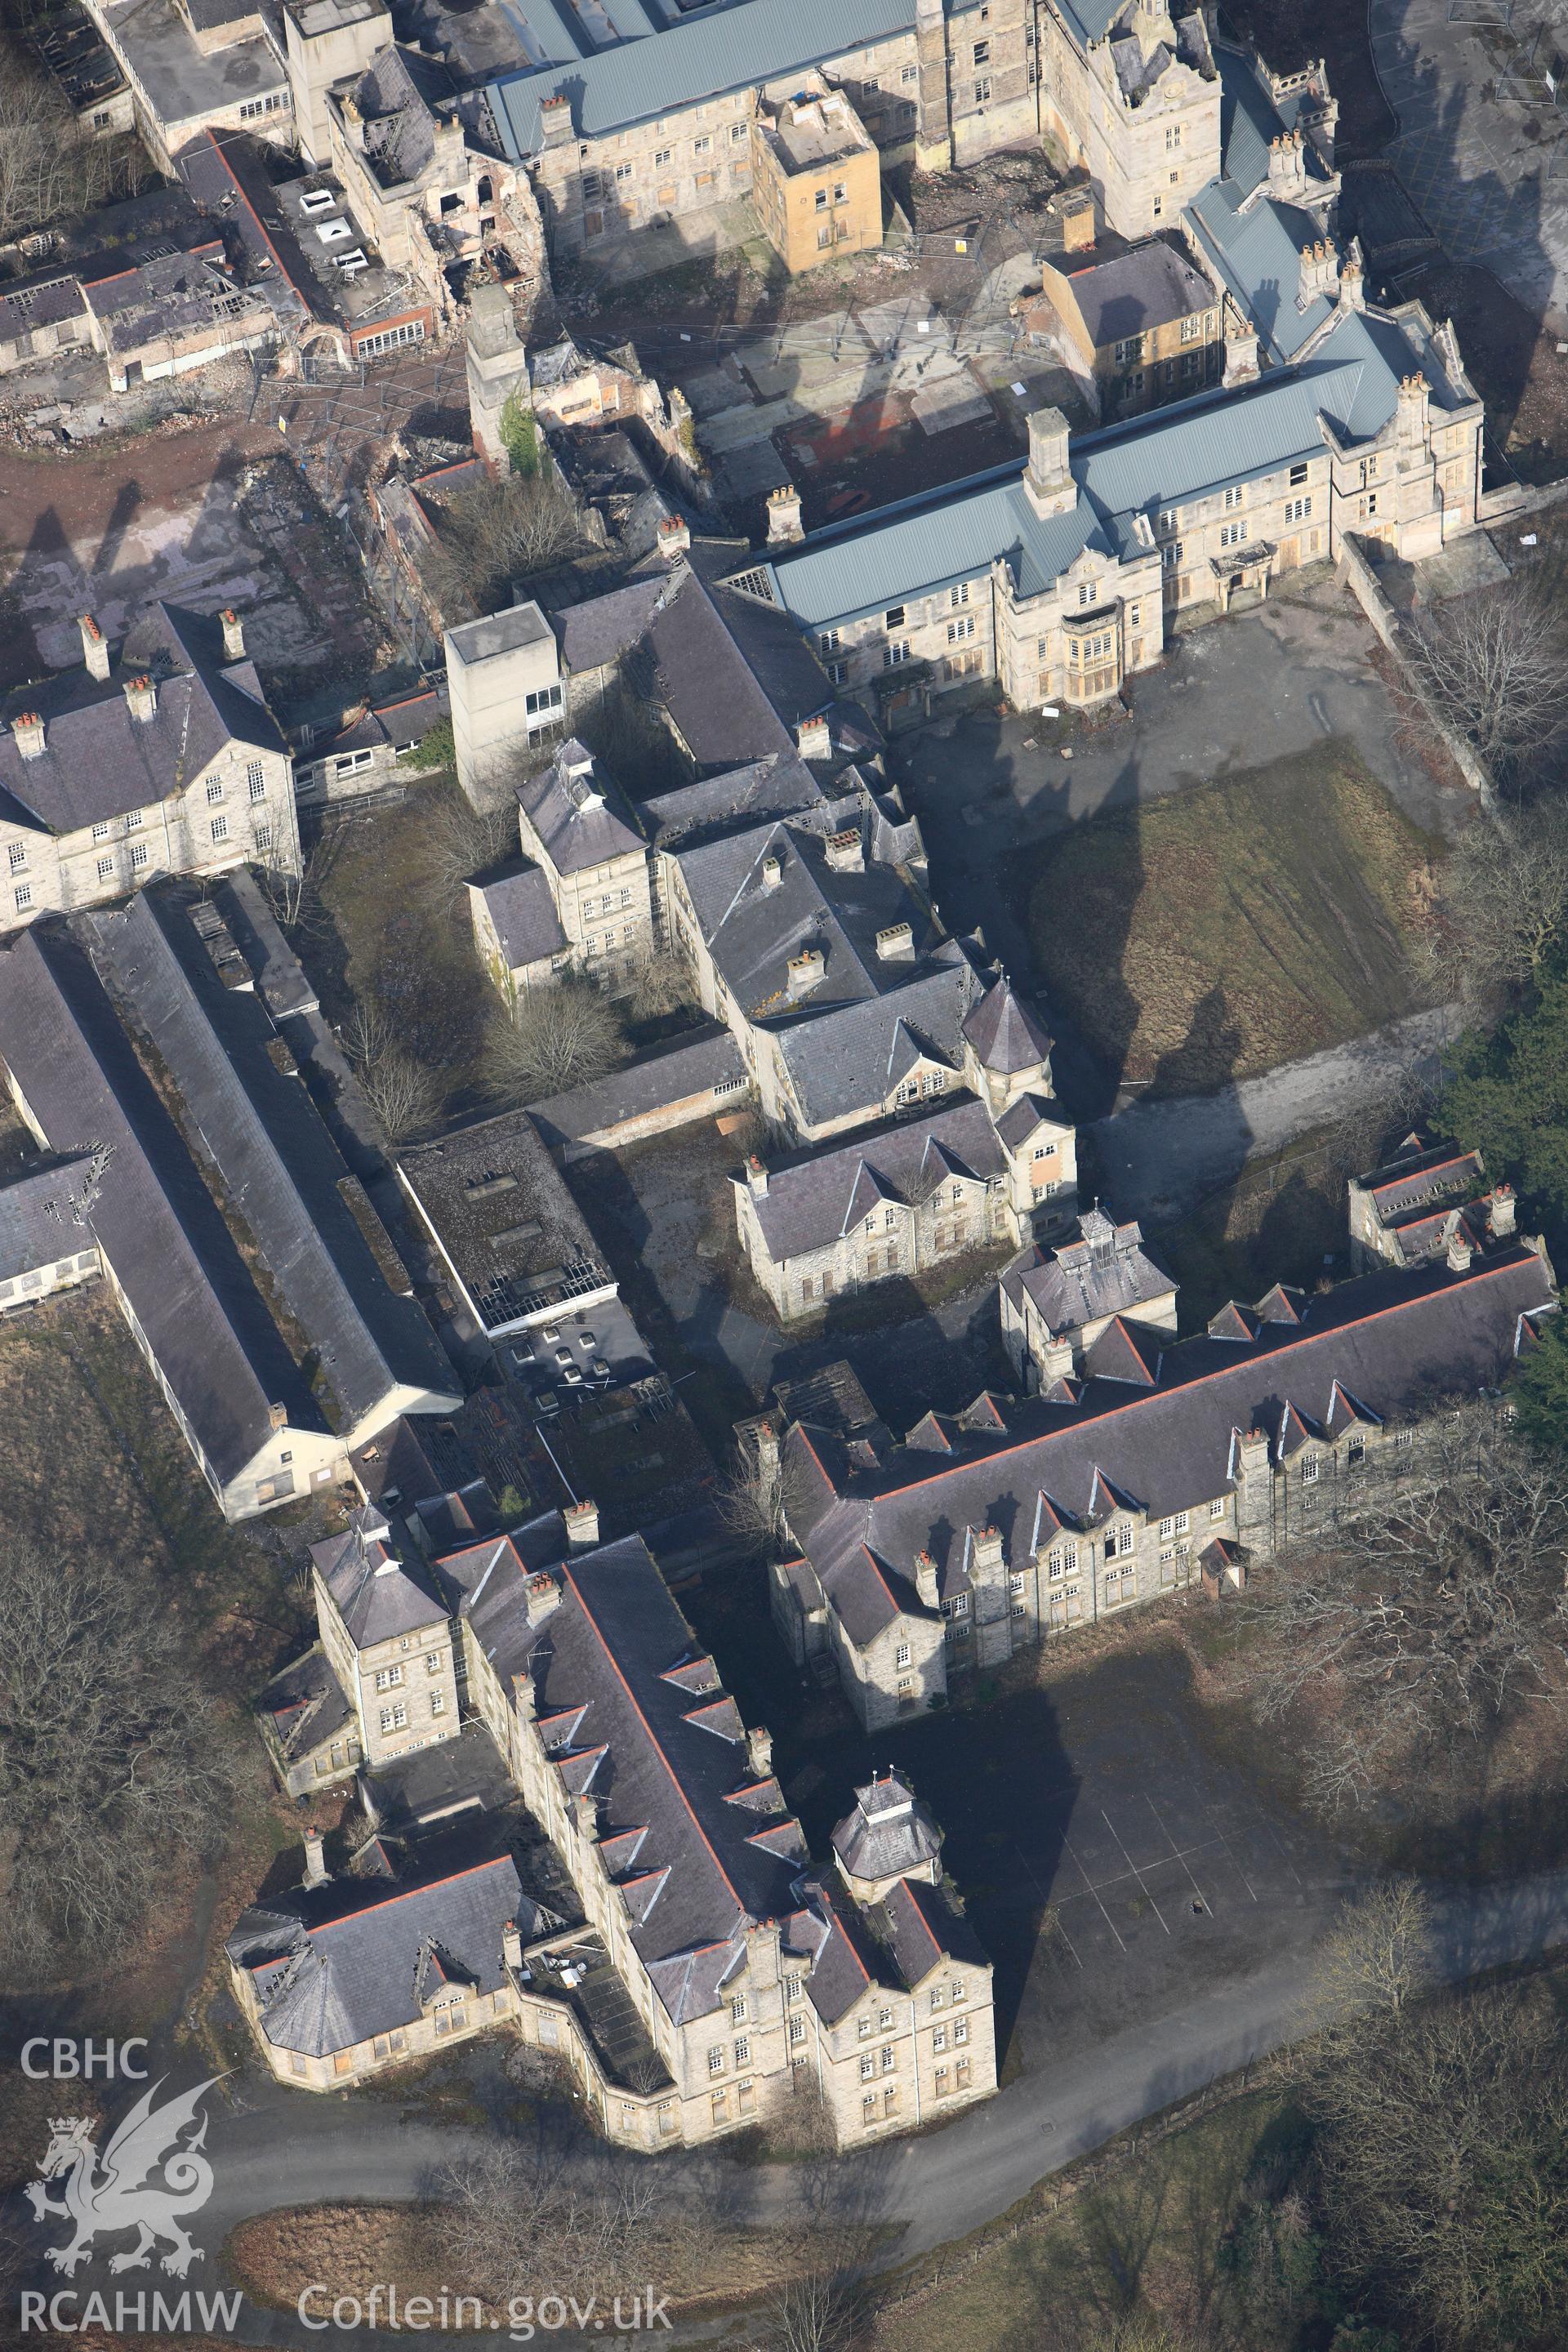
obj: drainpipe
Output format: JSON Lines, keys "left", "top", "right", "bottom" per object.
{"left": 910, "top": 1995, "right": 922, "bottom": 2127}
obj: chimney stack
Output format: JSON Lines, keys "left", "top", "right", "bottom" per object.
{"left": 767, "top": 484, "right": 804, "bottom": 544}
{"left": 761, "top": 849, "right": 784, "bottom": 889}
{"left": 123, "top": 675, "right": 157, "bottom": 724}
{"left": 220, "top": 608, "right": 245, "bottom": 662}
{"left": 525, "top": 1570, "right": 561, "bottom": 1625}
{"left": 752, "top": 1418, "right": 780, "bottom": 1477}
{"left": 11, "top": 711, "right": 44, "bottom": 760}
{"left": 269, "top": 1401, "right": 288, "bottom": 1431}
{"left": 1489, "top": 1183, "right": 1516, "bottom": 1239}
{"left": 746, "top": 1724, "right": 773, "bottom": 1776}
{"left": 302, "top": 1824, "right": 330, "bottom": 1888}
{"left": 786, "top": 945, "right": 826, "bottom": 997}
{"left": 563, "top": 1498, "right": 600, "bottom": 1548}
{"left": 656, "top": 513, "right": 691, "bottom": 559}
{"left": 825, "top": 826, "right": 864, "bottom": 872}
{"left": 78, "top": 614, "right": 109, "bottom": 682}
{"left": 914, "top": 1549, "right": 940, "bottom": 1608}
{"left": 795, "top": 713, "right": 831, "bottom": 762}
{"left": 501, "top": 1918, "right": 523, "bottom": 1971}
{"left": 1023, "top": 405, "right": 1074, "bottom": 519}
{"left": 745, "top": 1153, "right": 768, "bottom": 1197}
{"left": 875, "top": 920, "right": 914, "bottom": 961}
{"left": 1445, "top": 1211, "right": 1473, "bottom": 1274}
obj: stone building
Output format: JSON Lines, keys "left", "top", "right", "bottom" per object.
{"left": 734, "top": 1083, "right": 1076, "bottom": 1321}
{"left": 750, "top": 80, "right": 884, "bottom": 274}
{"left": 0, "top": 1157, "right": 107, "bottom": 1317}
{"left": 468, "top": 863, "right": 570, "bottom": 1002}
{"left": 1346, "top": 1131, "right": 1499, "bottom": 1273}
{"left": 514, "top": 740, "right": 657, "bottom": 989}
{"left": 232, "top": 1508, "right": 998, "bottom": 2145}
{"left": 0, "top": 604, "right": 299, "bottom": 930}
{"left": 311, "top": 1503, "right": 463, "bottom": 1770}
{"left": 1001, "top": 1204, "right": 1177, "bottom": 1387}
{"left": 768, "top": 1236, "right": 1558, "bottom": 1726}
{"left": 1029, "top": 236, "right": 1222, "bottom": 420}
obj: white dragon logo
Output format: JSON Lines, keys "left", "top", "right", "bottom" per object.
{"left": 24, "top": 2075, "right": 220, "bottom": 2278}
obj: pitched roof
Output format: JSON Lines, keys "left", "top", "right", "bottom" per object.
{"left": 1002, "top": 1209, "right": 1175, "bottom": 1339}
{"left": 0, "top": 1155, "right": 98, "bottom": 1281}
{"left": 876, "top": 1875, "right": 987, "bottom": 1985}
{"left": 0, "top": 923, "right": 325, "bottom": 1490}
{"left": 742, "top": 1095, "right": 1006, "bottom": 1264}
{"left": 831, "top": 1771, "right": 942, "bottom": 1885}
{"left": 85, "top": 891, "right": 457, "bottom": 1438}
{"left": 518, "top": 740, "right": 645, "bottom": 874}
{"left": 1058, "top": 238, "right": 1216, "bottom": 346}
{"left": 962, "top": 974, "right": 1053, "bottom": 1074}
{"left": 786, "top": 1250, "right": 1557, "bottom": 1609}
{"left": 312, "top": 1508, "right": 450, "bottom": 1648}
{"left": 528, "top": 1024, "right": 745, "bottom": 1152}
{"left": 471, "top": 864, "right": 568, "bottom": 970}
{"left": 229, "top": 1854, "right": 530, "bottom": 2057}
{"left": 647, "top": 564, "right": 832, "bottom": 768}
{"left": 0, "top": 603, "right": 285, "bottom": 835}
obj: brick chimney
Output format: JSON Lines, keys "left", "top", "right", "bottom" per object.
{"left": 78, "top": 613, "right": 109, "bottom": 682}
{"left": 767, "top": 484, "right": 804, "bottom": 544}
{"left": 914, "top": 1549, "right": 939, "bottom": 1608}
{"left": 525, "top": 1570, "right": 561, "bottom": 1625}
{"left": 563, "top": 1498, "right": 600, "bottom": 1548}
{"left": 302, "top": 1824, "right": 330, "bottom": 1888}
{"left": 220, "top": 608, "right": 245, "bottom": 662}
{"left": 11, "top": 711, "right": 44, "bottom": 759}
{"left": 123, "top": 675, "right": 157, "bottom": 724}
{"left": 1058, "top": 185, "right": 1096, "bottom": 252}
{"left": 269, "top": 1401, "right": 288, "bottom": 1431}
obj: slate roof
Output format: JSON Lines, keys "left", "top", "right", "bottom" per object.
{"left": 553, "top": 576, "right": 667, "bottom": 675}
{"left": 831, "top": 1771, "right": 942, "bottom": 1886}
{"left": 472, "top": 864, "right": 568, "bottom": 971}
{"left": 0, "top": 272, "right": 87, "bottom": 342}
{"left": 876, "top": 1876, "right": 987, "bottom": 1986}
{"left": 354, "top": 44, "right": 447, "bottom": 188}
{"left": 229, "top": 1853, "right": 529, "bottom": 2058}
{"left": 773, "top": 942, "right": 991, "bottom": 1133}
{"left": 518, "top": 739, "right": 645, "bottom": 875}
{"left": 1058, "top": 238, "right": 1216, "bottom": 347}
{"left": 648, "top": 564, "right": 833, "bottom": 768}
{"left": 962, "top": 975, "right": 1052, "bottom": 1075}
{"left": 256, "top": 1642, "right": 354, "bottom": 1766}
{"left": 742, "top": 1095, "right": 1006, "bottom": 1265}
{"left": 675, "top": 813, "right": 933, "bottom": 1026}
{"left": 0, "top": 923, "right": 326, "bottom": 1490}
{"left": 0, "top": 602, "right": 285, "bottom": 835}
{"left": 1003, "top": 1207, "right": 1175, "bottom": 1339}
{"left": 399, "top": 1108, "right": 608, "bottom": 1333}
{"left": 312, "top": 1508, "right": 450, "bottom": 1648}
{"left": 642, "top": 752, "right": 831, "bottom": 848}
{"left": 85, "top": 891, "right": 457, "bottom": 1438}
{"left": 528, "top": 1024, "right": 746, "bottom": 1152}
{"left": 0, "top": 1156, "right": 98, "bottom": 1281}
{"left": 1359, "top": 1140, "right": 1486, "bottom": 1226}
{"left": 785, "top": 1250, "right": 1557, "bottom": 1633}
{"left": 439, "top": 1528, "right": 810, "bottom": 2026}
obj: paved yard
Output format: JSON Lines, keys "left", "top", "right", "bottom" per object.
{"left": 1372, "top": 0, "right": 1568, "bottom": 331}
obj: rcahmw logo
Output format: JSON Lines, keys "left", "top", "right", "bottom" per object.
{"left": 20, "top": 2070, "right": 243, "bottom": 2336}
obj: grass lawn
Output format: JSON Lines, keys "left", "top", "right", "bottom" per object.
{"left": 306, "top": 780, "right": 499, "bottom": 1121}
{"left": 1027, "top": 740, "right": 1442, "bottom": 1094}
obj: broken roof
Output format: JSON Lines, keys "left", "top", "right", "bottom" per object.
{"left": 398, "top": 1107, "right": 609, "bottom": 1334}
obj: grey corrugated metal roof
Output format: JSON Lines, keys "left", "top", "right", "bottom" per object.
{"left": 1216, "top": 38, "right": 1290, "bottom": 194}
{"left": 487, "top": 0, "right": 917, "bottom": 154}
{"left": 765, "top": 474, "right": 1100, "bottom": 631}
{"left": 1187, "top": 180, "right": 1334, "bottom": 363}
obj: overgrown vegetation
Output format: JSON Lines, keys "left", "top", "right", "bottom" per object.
{"left": 1026, "top": 742, "right": 1440, "bottom": 1093}
{"left": 0, "top": 38, "right": 145, "bottom": 245}
{"left": 482, "top": 974, "right": 626, "bottom": 1104}
{"left": 424, "top": 470, "right": 587, "bottom": 620}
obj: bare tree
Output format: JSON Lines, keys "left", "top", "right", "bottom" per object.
{"left": 1302, "top": 1882, "right": 1433, "bottom": 2042}
{"left": 624, "top": 947, "right": 694, "bottom": 1023}
{"left": 717, "top": 1431, "right": 815, "bottom": 1562}
{"left": 0, "top": 1543, "right": 234, "bottom": 1976}
{"left": 344, "top": 1000, "right": 443, "bottom": 1143}
{"left": 760, "top": 2270, "right": 866, "bottom": 2352}
{"left": 1225, "top": 1406, "right": 1568, "bottom": 1811}
{"left": 1422, "top": 797, "right": 1568, "bottom": 1009}
{"left": 1307, "top": 1983, "right": 1568, "bottom": 2349}
{"left": 0, "top": 52, "right": 124, "bottom": 243}
{"left": 480, "top": 980, "right": 624, "bottom": 1104}
{"left": 439, "top": 2136, "right": 716, "bottom": 2310}
{"left": 255, "top": 831, "right": 337, "bottom": 942}
{"left": 424, "top": 471, "right": 589, "bottom": 620}
{"left": 1404, "top": 578, "right": 1568, "bottom": 779}
{"left": 423, "top": 784, "right": 519, "bottom": 906}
